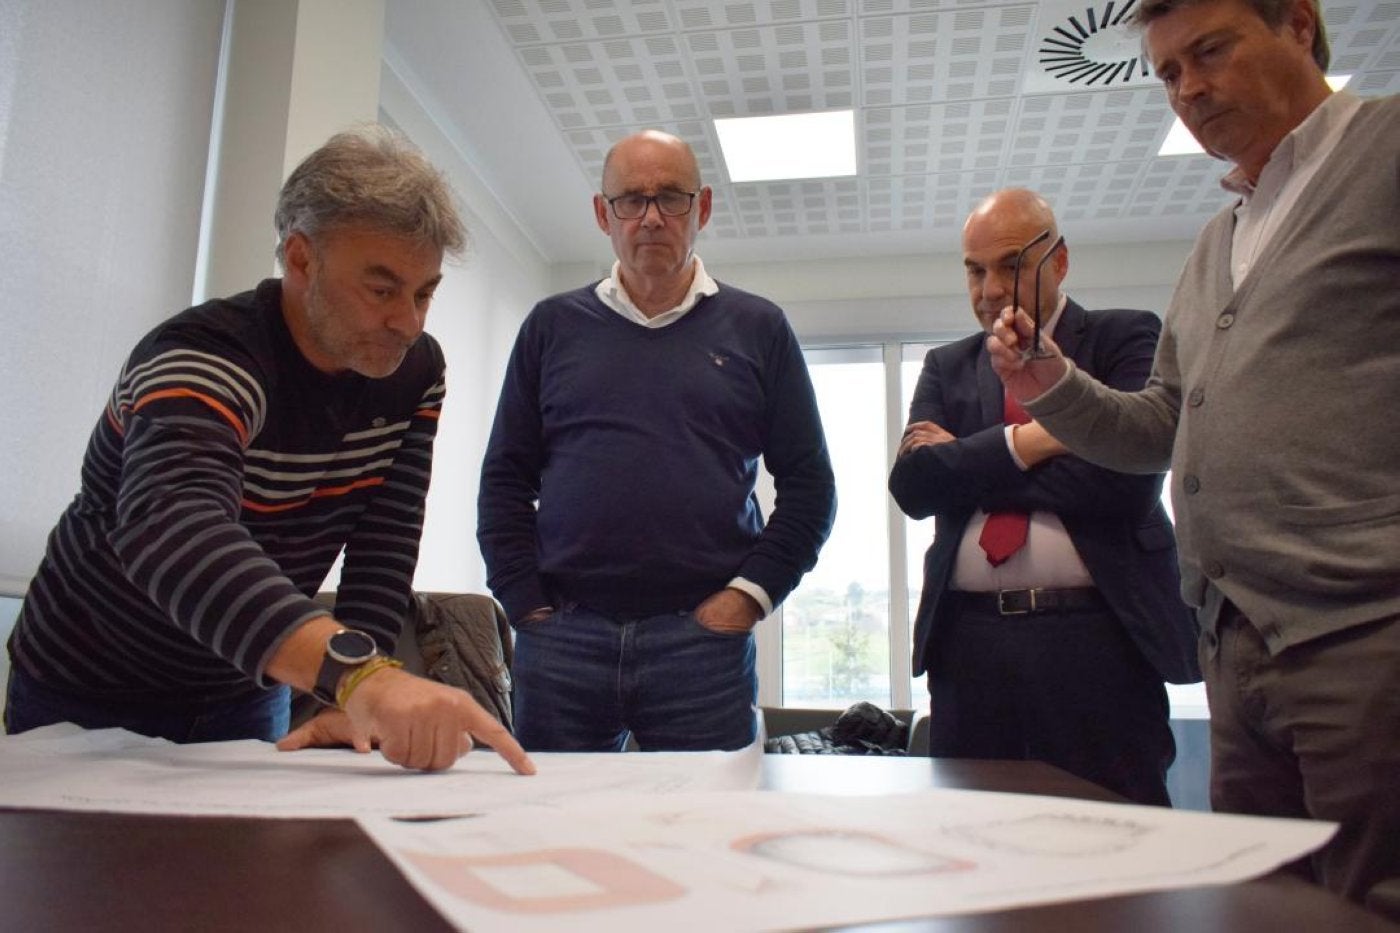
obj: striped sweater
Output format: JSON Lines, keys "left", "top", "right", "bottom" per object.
{"left": 9, "top": 279, "right": 444, "bottom": 705}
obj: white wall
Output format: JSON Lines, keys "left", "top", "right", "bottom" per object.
{"left": 558, "top": 238, "right": 1192, "bottom": 347}
{"left": 198, "top": 0, "right": 388, "bottom": 303}
{"left": 0, "top": 0, "right": 226, "bottom": 593}
{"left": 379, "top": 62, "right": 553, "bottom": 593}
{"left": 0, "top": 0, "right": 565, "bottom": 603}
{"left": 718, "top": 241, "right": 1192, "bottom": 343}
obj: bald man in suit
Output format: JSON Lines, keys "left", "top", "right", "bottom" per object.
{"left": 889, "top": 188, "right": 1199, "bottom": 805}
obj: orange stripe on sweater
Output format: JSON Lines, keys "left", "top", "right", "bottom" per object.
{"left": 104, "top": 405, "right": 125, "bottom": 436}
{"left": 133, "top": 388, "right": 248, "bottom": 445}
{"left": 241, "top": 476, "right": 385, "bottom": 514}
{"left": 415, "top": 407, "right": 440, "bottom": 419}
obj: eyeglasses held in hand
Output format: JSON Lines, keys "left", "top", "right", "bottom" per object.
{"left": 605, "top": 190, "right": 698, "bottom": 220}
{"left": 1011, "top": 229, "right": 1066, "bottom": 360}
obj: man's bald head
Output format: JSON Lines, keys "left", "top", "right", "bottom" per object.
{"left": 601, "top": 130, "right": 702, "bottom": 193}
{"left": 961, "top": 188, "right": 1069, "bottom": 333}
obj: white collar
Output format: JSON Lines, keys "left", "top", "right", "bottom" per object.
{"left": 594, "top": 256, "right": 719, "bottom": 328}
{"left": 1221, "top": 90, "right": 1362, "bottom": 196}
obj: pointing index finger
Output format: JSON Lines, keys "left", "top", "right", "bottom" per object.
{"left": 460, "top": 702, "right": 536, "bottom": 775}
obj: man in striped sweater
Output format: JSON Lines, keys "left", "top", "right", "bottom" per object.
{"left": 5, "top": 128, "right": 532, "bottom": 776}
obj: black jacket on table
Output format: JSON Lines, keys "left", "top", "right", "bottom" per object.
{"left": 888, "top": 299, "right": 1200, "bottom": 683}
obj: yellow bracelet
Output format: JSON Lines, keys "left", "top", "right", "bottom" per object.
{"left": 336, "top": 656, "right": 403, "bottom": 709}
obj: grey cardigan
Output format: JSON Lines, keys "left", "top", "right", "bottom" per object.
{"left": 1028, "top": 94, "right": 1400, "bottom": 653}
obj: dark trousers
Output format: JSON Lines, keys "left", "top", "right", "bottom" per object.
{"left": 927, "top": 595, "right": 1174, "bottom": 806}
{"left": 4, "top": 665, "right": 290, "bottom": 743}
{"left": 511, "top": 604, "right": 757, "bottom": 752}
{"left": 1205, "top": 604, "right": 1400, "bottom": 906}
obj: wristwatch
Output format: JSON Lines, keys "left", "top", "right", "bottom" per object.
{"left": 312, "top": 628, "right": 379, "bottom": 706}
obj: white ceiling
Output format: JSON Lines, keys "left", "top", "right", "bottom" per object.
{"left": 385, "top": 0, "right": 1400, "bottom": 265}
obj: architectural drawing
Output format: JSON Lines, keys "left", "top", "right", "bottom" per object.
{"left": 734, "top": 829, "right": 974, "bottom": 876}
{"left": 359, "top": 789, "right": 1334, "bottom": 933}
{"left": 943, "top": 813, "right": 1151, "bottom": 857}
{"left": 401, "top": 848, "right": 686, "bottom": 914}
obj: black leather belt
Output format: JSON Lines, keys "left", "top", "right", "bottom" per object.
{"left": 957, "top": 587, "right": 1105, "bottom": 616}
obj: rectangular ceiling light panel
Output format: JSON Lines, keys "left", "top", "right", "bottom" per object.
{"left": 714, "top": 110, "right": 857, "bottom": 182}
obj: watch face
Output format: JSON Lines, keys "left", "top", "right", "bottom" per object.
{"left": 327, "top": 629, "right": 377, "bottom": 664}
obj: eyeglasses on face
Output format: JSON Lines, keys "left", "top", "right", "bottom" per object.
{"left": 604, "top": 190, "right": 698, "bottom": 220}
{"left": 1011, "top": 228, "right": 1066, "bottom": 359}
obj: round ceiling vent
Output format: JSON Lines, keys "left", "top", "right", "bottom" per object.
{"left": 1038, "top": 0, "right": 1153, "bottom": 87}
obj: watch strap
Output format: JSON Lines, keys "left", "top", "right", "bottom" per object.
{"left": 312, "top": 629, "right": 378, "bottom": 706}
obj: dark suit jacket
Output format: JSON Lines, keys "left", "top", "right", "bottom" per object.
{"left": 888, "top": 300, "right": 1200, "bottom": 684}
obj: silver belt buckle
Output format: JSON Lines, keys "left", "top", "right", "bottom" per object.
{"left": 997, "top": 589, "right": 1036, "bottom": 615}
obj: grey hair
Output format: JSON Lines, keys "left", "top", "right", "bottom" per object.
{"left": 274, "top": 125, "right": 467, "bottom": 265}
{"left": 1130, "top": 0, "right": 1330, "bottom": 70}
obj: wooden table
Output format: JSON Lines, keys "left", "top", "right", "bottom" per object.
{"left": 1, "top": 754, "right": 1391, "bottom": 931}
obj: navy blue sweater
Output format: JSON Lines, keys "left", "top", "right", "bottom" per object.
{"left": 477, "top": 282, "right": 835, "bottom": 620}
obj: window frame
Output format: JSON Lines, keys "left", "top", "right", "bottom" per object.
{"left": 757, "top": 336, "right": 963, "bottom": 711}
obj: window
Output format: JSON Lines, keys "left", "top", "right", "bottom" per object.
{"left": 759, "top": 341, "right": 953, "bottom": 713}
{"left": 900, "top": 343, "right": 940, "bottom": 708}
{"left": 778, "top": 347, "right": 895, "bottom": 710}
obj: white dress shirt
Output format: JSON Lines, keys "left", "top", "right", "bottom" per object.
{"left": 952, "top": 295, "right": 1094, "bottom": 593}
{"left": 594, "top": 256, "right": 718, "bottom": 326}
{"left": 1224, "top": 90, "right": 1363, "bottom": 288}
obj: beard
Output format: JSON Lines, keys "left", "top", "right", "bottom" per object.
{"left": 302, "top": 277, "right": 411, "bottom": 379}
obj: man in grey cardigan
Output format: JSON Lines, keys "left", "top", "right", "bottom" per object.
{"left": 986, "top": 0, "right": 1398, "bottom": 914}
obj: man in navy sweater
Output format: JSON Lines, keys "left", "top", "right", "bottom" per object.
{"left": 478, "top": 129, "right": 836, "bottom": 752}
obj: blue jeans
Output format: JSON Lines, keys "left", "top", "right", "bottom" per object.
{"left": 4, "top": 665, "right": 290, "bottom": 743}
{"left": 512, "top": 604, "right": 757, "bottom": 752}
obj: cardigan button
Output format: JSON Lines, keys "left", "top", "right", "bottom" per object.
{"left": 1216, "top": 313, "right": 1235, "bottom": 329}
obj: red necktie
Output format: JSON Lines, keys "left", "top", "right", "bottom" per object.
{"left": 979, "top": 394, "right": 1031, "bottom": 566}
